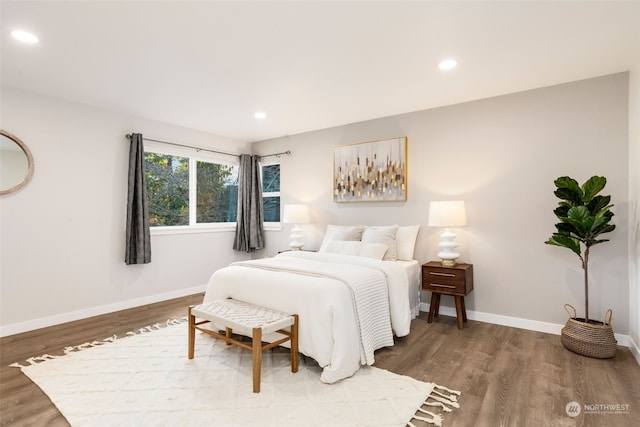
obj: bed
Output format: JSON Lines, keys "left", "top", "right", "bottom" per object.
{"left": 202, "top": 225, "right": 421, "bottom": 383}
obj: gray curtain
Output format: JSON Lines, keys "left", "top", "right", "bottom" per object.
{"left": 125, "top": 133, "right": 151, "bottom": 264}
{"left": 233, "top": 154, "right": 265, "bottom": 252}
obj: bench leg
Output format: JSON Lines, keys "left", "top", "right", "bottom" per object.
{"left": 252, "top": 327, "right": 262, "bottom": 393}
{"left": 188, "top": 306, "right": 195, "bottom": 359}
{"left": 291, "top": 314, "right": 299, "bottom": 373}
{"left": 226, "top": 327, "right": 233, "bottom": 345}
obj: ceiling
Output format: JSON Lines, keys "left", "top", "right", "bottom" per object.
{"left": 2, "top": 1, "right": 639, "bottom": 143}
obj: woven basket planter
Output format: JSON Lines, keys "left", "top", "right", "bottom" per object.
{"left": 561, "top": 304, "right": 617, "bottom": 359}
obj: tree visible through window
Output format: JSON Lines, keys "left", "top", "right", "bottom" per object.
{"left": 144, "top": 149, "right": 238, "bottom": 227}
{"left": 144, "top": 152, "right": 189, "bottom": 226}
{"left": 261, "top": 163, "right": 280, "bottom": 222}
{"left": 196, "top": 161, "right": 238, "bottom": 223}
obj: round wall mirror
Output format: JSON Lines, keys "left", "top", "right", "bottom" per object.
{"left": 1, "top": 130, "right": 35, "bottom": 195}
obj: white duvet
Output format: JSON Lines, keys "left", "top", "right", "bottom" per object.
{"left": 202, "top": 251, "right": 412, "bottom": 383}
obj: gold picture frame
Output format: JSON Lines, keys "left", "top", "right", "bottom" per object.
{"left": 333, "top": 136, "right": 407, "bottom": 203}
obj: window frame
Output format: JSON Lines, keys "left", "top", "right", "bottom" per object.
{"left": 260, "top": 159, "right": 282, "bottom": 231}
{"left": 144, "top": 141, "right": 239, "bottom": 235}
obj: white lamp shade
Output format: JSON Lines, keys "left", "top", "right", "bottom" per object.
{"left": 428, "top": 201, "right": 467, "bottom": 227}
{"left": 282, "top": 204, "right": 310, "bottom": 224}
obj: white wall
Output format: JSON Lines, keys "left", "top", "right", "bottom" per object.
{"left": 629, "top": 63, "right": 640, "bottom": 361}
{"left": 253, "top": 73, "right": 630, "bottom": 336}
{"left": 0, "top": 87, "right": 251, "bottom": 336}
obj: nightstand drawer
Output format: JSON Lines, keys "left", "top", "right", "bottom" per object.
{"left": 423, "top": 279, "right": 467, "bottom": 294}
{"left": 423, "top": 268, "right": 466, "bottom": 282}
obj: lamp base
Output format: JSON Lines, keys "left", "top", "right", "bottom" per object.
{"left": 289, "top": 225, "right": 304, "bottom": 251}
{"left": 437, "top": 228, "right": 461, "bottom": 267}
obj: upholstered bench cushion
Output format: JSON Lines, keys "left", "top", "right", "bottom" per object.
{"left": 192, "top": 299, "right": 295, "bottom": 336}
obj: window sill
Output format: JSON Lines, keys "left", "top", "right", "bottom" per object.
{"left": 264, "top": 222, "right": 283, "bottom": 232}
{"left": 150, "top": 224, "right": 236, "bottom": 236}
{"left": 150, "top": 222, "right": 282, "bottom": 236}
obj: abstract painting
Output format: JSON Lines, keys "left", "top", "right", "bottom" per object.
{"left": 333, "top": 137, "right": 407, "bottom": 202}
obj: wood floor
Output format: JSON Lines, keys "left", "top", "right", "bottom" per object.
{"left": 1, "top": 294, "right": 639, "bottom": 427}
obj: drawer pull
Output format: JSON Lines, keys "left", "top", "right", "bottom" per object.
{"left": 430, "top": 283, "right": 457, "bottom": 289}
{"left": 429, "top": 272, "right": 456, "bottom": 278}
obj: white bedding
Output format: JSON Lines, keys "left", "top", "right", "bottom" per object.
{"left": 203, "top": 251, "right": 416, "bottom": 383}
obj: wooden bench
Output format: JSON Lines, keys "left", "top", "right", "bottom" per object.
{"left": 188, "top": 299, "right": 299, "bottom": 393}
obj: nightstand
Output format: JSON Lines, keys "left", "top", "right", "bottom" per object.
{"left": 422, "top": 261, "right": 473, "bottom": 330}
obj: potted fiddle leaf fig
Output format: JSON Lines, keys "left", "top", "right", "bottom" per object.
{"left": 545, "top": 175, "right": 617, "bottom": 358}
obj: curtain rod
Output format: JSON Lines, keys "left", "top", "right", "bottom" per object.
{"left": 125, "top": 134, "right": 291, "bottom": 159}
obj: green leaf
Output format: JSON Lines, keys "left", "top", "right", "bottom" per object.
{"left": 554, "top": 188, "right": 582, "bottom": 205}
{"left": 590, "top": 215, "right": 609, "bottom": 233}
{"left": 599, "top": 224, "right": 616, "bottom": 234}
{"left": 565, "top": 206, "right": 592, "bottom": 236}
{"left": 555, "top": 176, "right": 582, "bottom": 194}
{"left": 545, "top": 234, "right": 582, "bottom": 256}
{"left": 554, "top": 206, "right": 570, "bottom": 218}
{"left": 587, "top": 195, "right": 611, "bottom": 215}
{"left": 587, "top": 238, "right": 610, "bottom": 247}
{"left": 582, "top": 176, "right": 606, "bottom": 203}
{"left": 555, "top": 223, "right": 575, "bottom": 234}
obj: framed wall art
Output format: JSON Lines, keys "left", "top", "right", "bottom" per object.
{"left": 333, "top": 136, "right": 407, "bottom": 203}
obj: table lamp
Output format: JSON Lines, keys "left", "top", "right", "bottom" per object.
{"left": 428, "top": 200, "right": 467, "bottom": 266}
{"left": 282, "top": 204, "right": 310, "bottom": 250}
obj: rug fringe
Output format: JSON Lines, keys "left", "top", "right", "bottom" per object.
{"left": 8, "top": 318, "right": 187, "bottom": 369}
{"left": 427, "top": 383, "right": 461, "bottom": 409}
{"left": 407, "top": 411, "right": 443, "bottom": 427}
{"left": 10, "top": 354, "right": 59, "bottom": 368}
{"left": 421, "top": 399, "right": 453, "bottom": 412}
{"left": 433, "top": 383, "right": 461, "bottom": 396}
{"left": 407, "top": 383, "right": 461, "bottom": 427}
{"left": 63, "top": 335, "right": 117, "bottom": 355}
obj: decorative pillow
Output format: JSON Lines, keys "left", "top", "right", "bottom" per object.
{"left": 396, "top": 225, "right": 420, "bottom": 261}
{"left": 319, "top": 225, "right": 366, "bottom": 252}
{"left": 361, "top": 225, "right": 399, "bottom": 261}
{"left": 321, "top": 240, "right": 388, "bottom": 260}
{"left": 357, "top": 242, "right": 389, "bottom": 260}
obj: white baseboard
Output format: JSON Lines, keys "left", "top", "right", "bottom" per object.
{"left": 419, "top": 302, "right": 631, "bottom": 348}
{"left": 0, "top": 285, "right": 207, "bottom": 338}
{"left": 629, "top": 336, "right": 640, "bottom": 365}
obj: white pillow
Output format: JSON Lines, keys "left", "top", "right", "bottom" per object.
{"left": 396, "top": 225, "right": 420, "bottom": 261}
{"left": 319, "top": 225, "right": 365, "bottom": 252}
{"left": 321, "top": 240, "right": 389, "bottom": 260}
{"left": 361, "top": 225, "right": 399, "bottom": 261}
{"left": 358, "top": 242, "right": 389, "bottom": 259}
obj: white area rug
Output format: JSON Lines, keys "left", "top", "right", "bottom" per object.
{"left": 12, "top": 321, "right": 460, "bottom": 426}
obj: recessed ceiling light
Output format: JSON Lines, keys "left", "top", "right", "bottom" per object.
{"left": 11, "top": 30, "right": 39, "bottom": 44}
{"left": 438, "top": 59, "right": 457, "bottom": 71}
{"left": 254, "top": 111, "right": 267, "bottom": 120}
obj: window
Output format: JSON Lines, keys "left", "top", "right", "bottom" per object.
{"left": 144, "top": 152, "right": 190, "bottom": 226}
{"left": 196, "top": 161, "right": 238, "bottom": 223}
{"left": 144, "top": 143, "right": 238, "bottom": 231}
{"left": 261, "top": 162, "right": 280, "bottom": 222}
